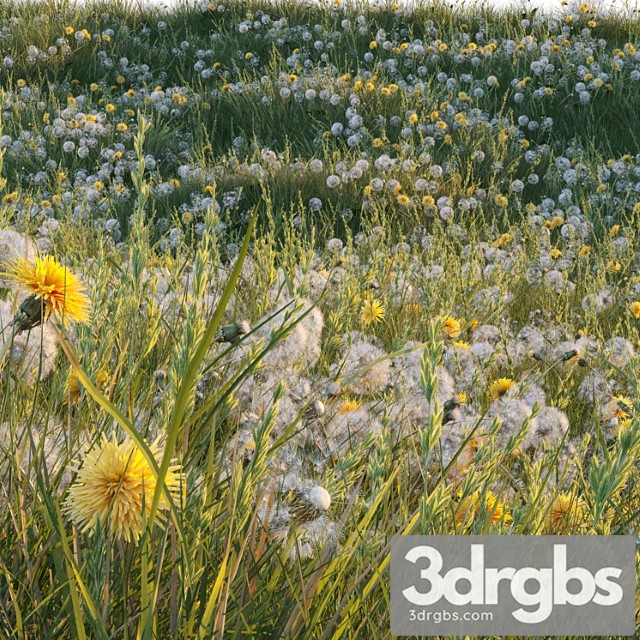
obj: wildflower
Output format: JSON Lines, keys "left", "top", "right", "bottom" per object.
{"left": 489, "top": 377, "right": 515, "bottom": 400}
{"left": 630, "top": 301, "right": 640, "bottom": 318}
{"left": 441, "top": 316, "right": 461, "bottom": 339}
{"left": 456, "top": 490, "right": 511, "bottom": 526}
{"left": 603, "top": 396, "right": 633, "bottom": 422}
{"left": 606, "top": 261, "right": 621, "bottom": 273}
{"left": 3, "top": 255, "right": 91, "bottom": 329}
{"left": 362, "top": 298, "right": 385, "bottom": 325}
{"left": 494, "top": 194, "right": 508, "bottom": 207}
{"left": 64, "top": 434, "right": 184, "bottom": 542}
{"left": 340, "top": 397, "right": 360, "bottom": 413}
{"left": 546, "top": 492, "right": 586, "bottom": 532}
{"left": 66, "top": 369, "right": 81, "bottom": 403}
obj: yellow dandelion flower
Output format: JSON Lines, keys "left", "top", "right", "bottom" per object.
{"left": 496, "top": 233, "right": 512, "bottom": 246}
{"left": 452, "top": 340, "right": 470, "bottom": 350}
{"left": 606, "top": 260, "right": 621, "bottom": 273}
{"left": 546, "top": 492, "right": 586, "bottom": 532}
{"left": 66, "top": 369, "right": 81, "bottom": 404}
{"left": 64, "top": 434, "right": 184, "bottom": 542}
{"left": 362, "top": 298, "right": 385, "bottom": 325}
{"left": 3, "top": 255, "right": 91, "bottom": 326}
{"left": 494, "top": 194, "right": 508, "bottom": 207}
{"left": 489, "top": 377, "right": 515, "bottom": 400}
{"left": 550, "top": 248, "right": 563, "bottom": 259}
{"left": 456, "top": 490, "right": 511, "bottom": 526}
{"left": 340, "top": 397, "right": 360, "bottom": 413}
{"left": 456, "top": 391, "right": 468, "bottom": 404}
{"left": 441, "top": 316, "right": 461, "bottom": 339}
{"left": 603, "top": 396, "right": 633, "bottom": 422}
{"left": 630, "top": 301, "right": 640, "bottom": 318}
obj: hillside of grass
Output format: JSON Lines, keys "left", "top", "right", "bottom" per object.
{"left": 1, "top": 0, "right": 640, "bottom": 638}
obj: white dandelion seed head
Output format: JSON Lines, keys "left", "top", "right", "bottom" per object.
{"left": 508, "top": 382, "right": 546, "bottom": 409}
{"left": 605, "top": 336, "right": 635, "bottom": 368}
{"left": 488, "top": 397, "right": 538, "bottom": 449}
{"left": 307, "top": 485, "right": 331, "bottom": 511}
{"left": 577, "top": 371, "right": 611, "bottom": 405}
{"left": 0, "top": 230, "right": 38, "bottom": 288}
{"left": 338, "top": 334, "right": 391, "bottom": 396}
{"left": 522, "top": 406, "right": 569, "bottom": 454}
{"left": 472, "top": 324, "right": 503, "bottom": 346}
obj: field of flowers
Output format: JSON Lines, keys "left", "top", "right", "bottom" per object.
{"left": 1, "top": 0, "right": 640, "bottom": 637}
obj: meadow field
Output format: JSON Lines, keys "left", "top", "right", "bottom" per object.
{"left": 1, "top": 0, "right": 640, "bottom": 637}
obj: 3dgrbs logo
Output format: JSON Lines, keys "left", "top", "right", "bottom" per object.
{"left": 391, "top": 536, "right": 636, "bottom": 636}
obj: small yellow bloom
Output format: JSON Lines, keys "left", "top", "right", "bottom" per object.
{"left": 603, "top": 396, "right": 633, "bottom": 422}
{"left": 362, "top": 298, "right": 385, "bottom": 325}
{"left": 456, "top": 490, "right": 511, "bottom": 526}
{"left": 66, "top": 369, "right": 81, "bottom": 403}
{"left": 606, "top": 261, "right": 621, "bottom": 273}
{"left": 546, "top": 492, "right": 586, "bottom": 532}
{"left": 340, "top": 397, "right": 360, "bottom": 413}
{"left": 630, "top": 301, "right": 640, "bottom": 318}
{"left": 441, "top": 316, "right": 461, "bottom": 339}
{"left": 494, "top": 194, "right": 508, "bottom": 207}
{"left": 489, "top": 378, "right": 515, "bottom": 400}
